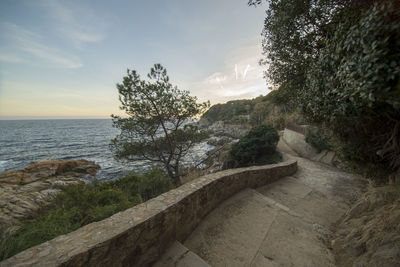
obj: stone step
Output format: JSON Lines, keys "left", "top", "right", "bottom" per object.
{"left": 288, "top": 155, "right": 368, "bottom": 204}
{"left": 176, "top": 156, "right": 368, "bottom": 267}
{"left": 182, "top": 175, "right": 345, "bottom": 267}
{"left": 184, "top": 188, "right": 278, "bottom": 267}
{"left": 153, "top": 240, "right": 210, "bottom": 267}
{"left": 255, "top": 176, "right": 348, "bottom": 228}
{"left": 250, "top": 209, "right": 335, "bottom": 267}
{"left": 250, "top": 178, "right": 338, "bottom": 267}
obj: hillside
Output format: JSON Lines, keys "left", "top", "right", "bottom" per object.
{"left": 201, "top": 91, "right": 302, "bottom": 129}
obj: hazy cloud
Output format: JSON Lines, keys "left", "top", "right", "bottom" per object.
{"left": 0, "top": 53, "right": 23, "bottom": 63}
{"left": 41, "top": 0, "right": 106, "bottom": 47}
{"left": 189, "top": 43, "right": 269, "bottom": 104}
{"left": 2, "top": 23, "right": 83, "bottom": 68}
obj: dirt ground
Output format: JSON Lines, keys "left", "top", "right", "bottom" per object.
{"left": 331, "top": 185, "right": 400, "bottom": 267}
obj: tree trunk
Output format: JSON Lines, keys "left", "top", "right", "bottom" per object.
{"left": 173, "top": 165, "right": 180, "bottom": 186}
{"left": 166, "top": 165, "right": 180, "bottom": 186}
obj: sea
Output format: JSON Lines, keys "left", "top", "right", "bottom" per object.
{"left": 0, "top": 119, "right": 213, "bottom": 181}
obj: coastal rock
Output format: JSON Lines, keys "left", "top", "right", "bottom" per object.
{"left": 187, "top": 120, "right": 249, "bottom": 176}
{"left": 206, "top": 136, "right": 234, "bottom": 147}
{"left": 206, "top": 121, "right": 251, "bottom": 139}
{"left": 0, "top": 159, "right": 100, "bottom": 229}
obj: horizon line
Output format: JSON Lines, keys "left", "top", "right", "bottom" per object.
{"left": 0, "top": 116, "right": 112, "bottom": 120}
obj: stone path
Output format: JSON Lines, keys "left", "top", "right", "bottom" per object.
{"left": 154, "top": 138, "right": 368, "bottom": 267}
{"left": 153, "top": 241, "right": 210, "bottom": 267}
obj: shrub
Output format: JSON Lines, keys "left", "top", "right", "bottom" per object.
{"left": 230, "top": 125, "right": 281, "bottom": 167}
{"left": 252, "top": 0, "right": 400, "bottom": 181}
{"left": 302, "top": 2, "right": 400, "bottom": 175}
{"left": 305, "top": 126, "right": 332, "bottom": 153}
{"left": 0, "top": 167, "right": 173, "bottom": 261}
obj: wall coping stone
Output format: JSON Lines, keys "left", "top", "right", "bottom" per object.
{"left": 1, "top": 160, "right": 297, "bottom": 267}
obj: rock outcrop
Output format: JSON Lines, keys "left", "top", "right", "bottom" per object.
{"left": 203, "top": 120, "right": 251, "bottom": 139}
{"left": 282, "top": 128, "right": 319, "bottom": 159}
{"left": 0, "top": 159, "right": 100, "bottom": 229}
{"left": 280, "top": 128, "right": 343, "bottom": 167}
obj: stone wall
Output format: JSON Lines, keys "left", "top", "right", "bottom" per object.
{"left": 0, "top": 160, "right": 297, "bottom": 267}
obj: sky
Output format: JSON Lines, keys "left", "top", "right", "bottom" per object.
{"left": 0, "top": 0, "right": 269, "bottom": 119}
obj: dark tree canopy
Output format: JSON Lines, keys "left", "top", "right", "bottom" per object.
{"left": 304, "top": 2, "right": 400, "bottom": 172}
{"left": 248, "top": 0, "right": 384, "bottom": 107}
{"left": 250, "top": 0, "right": 400, "bottom": 177}
{"left": 111, "top": 64, "right": 210, "bottom": 183}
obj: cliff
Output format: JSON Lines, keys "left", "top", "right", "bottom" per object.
{"left": 0, "top": 159, "right": 100, "bottom": 229}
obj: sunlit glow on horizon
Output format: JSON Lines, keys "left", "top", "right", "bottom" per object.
{"left": 0, "top": 0, "right": 268, "bottom": 119}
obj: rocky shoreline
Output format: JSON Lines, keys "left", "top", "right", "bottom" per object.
{"left": 0, "top": 159, "right": 100, "bottom": 229}
{"left": 198, "top": 119, "right": 251, "bottom": 139}
{"left": 0, "top": 121, "right": 245, "bottom": 229}
{"left": 200, "top": 121, "right": 250, "bottom": 173}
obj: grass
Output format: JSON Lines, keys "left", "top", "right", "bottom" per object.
{"left": 0, "top": 167, "right": 174, "bottom": 261}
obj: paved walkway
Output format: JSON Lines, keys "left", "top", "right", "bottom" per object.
{"left": 154, "top": 139, "right": 368, "bottom": 267}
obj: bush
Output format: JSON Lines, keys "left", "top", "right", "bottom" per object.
{"left": 302, "top": 2, "right": 400, "bottom": 175}
{"left": 0, "top": 167, "right": 173, "bottom": 261}
{"left": 252, "top": 0, "right": 400, "bottom": 181}
{"left": 304, "top": 2, "right": 400, "bottom": 122}
{"left": 230, "top": 125, "right": 281, "bottom": 167}
{"left": 305, "top": 126, "right": 332, "bottom": 153}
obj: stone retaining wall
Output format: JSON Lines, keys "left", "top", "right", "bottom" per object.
{"left": 282, "top": 129, "right": 318, "bottom": 159}
{"left": 1, "top": 160, "right": 297, "bottom": 267}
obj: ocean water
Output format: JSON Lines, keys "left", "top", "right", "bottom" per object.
{"left": 0, "top": 119, "right": 212, "bottom": 181}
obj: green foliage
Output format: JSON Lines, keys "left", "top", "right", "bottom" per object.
{"left": 303, "top": 2, "right": 400, "bottom": 172}
{"left": 111, "top": 64, "right": 210, "bottom": 182}
{"left": 0, "top": 168, "right": 173, "bottom": 260}
{"left": 303, "top": 2, "right": 400, "bottom": 122}
{"left": 249, "top": 0, "right": 349, "bottom": 107}
{"left": 103, "top": 167, "right": 174, "bottom": 201}
{"left": 305, "top": 126, "right": 332, "bottom": 153}
{"left": 202, "top": 99, "right": 255, "bottom": 123}
{"left": 326, "top": 127, "right": 392, "bottom": 182}
{"left": 251, "top": 0, "right": 400, "bottom": 179}
{"left": 325, "top": 118, "right": 397, "bottom": 181}
{"left": 230, "top": 125, "right": 281, "bottom": 167}
{"left": 250, "top": 0, "right": 392, "bottom": 111}
{"left": 202, "top": 93, "right": 303, "bottom": 130}
{"left": 263, "top": 88, "right": 294, "bottom": 113}
{"left": 250, "top": 101, "right": 269, "bottom": 125}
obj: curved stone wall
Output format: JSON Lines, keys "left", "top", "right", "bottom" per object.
{"left": 1, "top": 160, "right": 297, "bottom": 267}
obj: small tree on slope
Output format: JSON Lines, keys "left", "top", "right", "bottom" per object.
{"left": 111, "top": 64, "right": 210, "bottom": 184}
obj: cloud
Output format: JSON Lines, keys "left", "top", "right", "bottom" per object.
{"left": 188, "top": 43, "right": 270, "bottom": 104}
{"left": 2, "top": 23, "right": 83, "bottom": 68}
{"left": 22, "top": 44, "right": 83, "bottom": 69}
{"left": 41, "top": 0, "right": 106, "bottom": 47}
{"left": 0, "top": 53, "right": 23, "bottom": 63}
